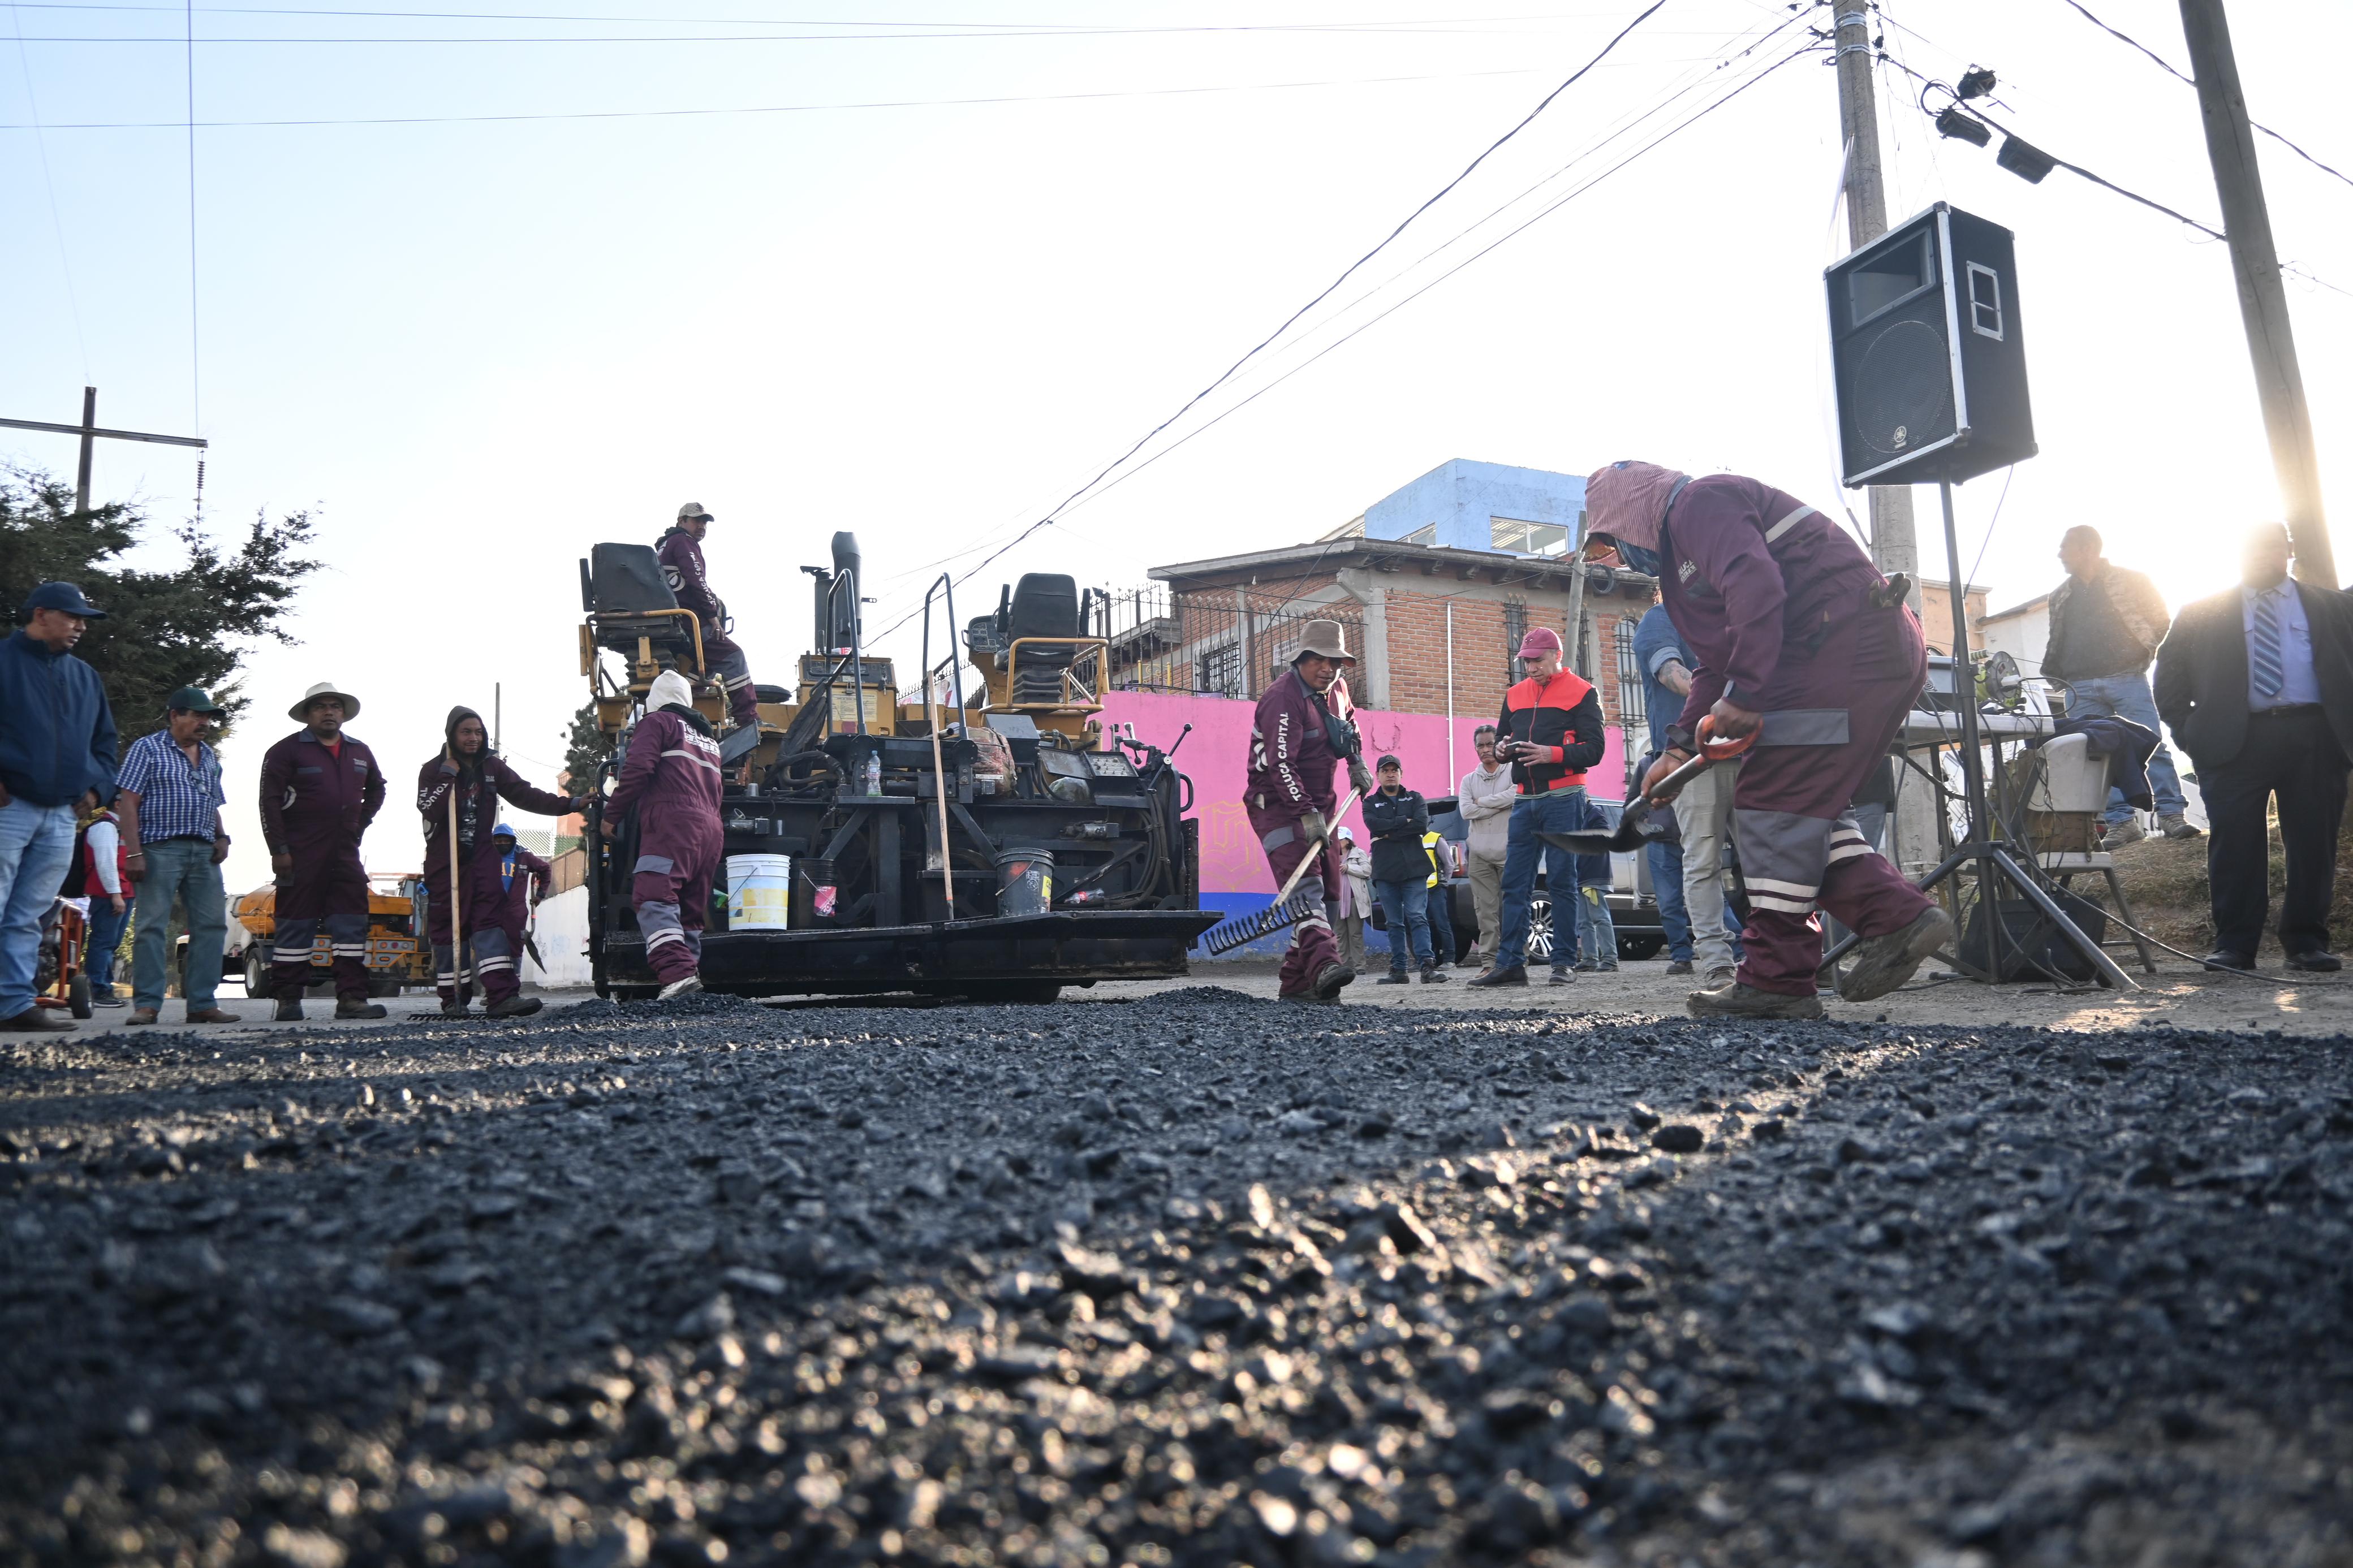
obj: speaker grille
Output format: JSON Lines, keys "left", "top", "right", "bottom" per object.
{"left": 1852, "top": 318, "right": 1954, "bottom": 457}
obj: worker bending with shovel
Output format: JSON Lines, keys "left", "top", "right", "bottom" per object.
{"left": 258, "top": 681, "right": 388, "bottom": 1021}
{"left": 601, "top": 670, "right": 725, "bottom": 1000}
{"left": 1245, "top": 619, "right": 1372, "bottom": 1004}
{"left": 1584, "top": 461, "right": 1951, "bottom": 1019}
{"left": 418, "top": 707, "right": 580, "bottom": 1017}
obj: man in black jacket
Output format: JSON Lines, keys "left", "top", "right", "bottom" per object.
{"left": 2153, "top": 524, "right": 2353, "bottom": 971}
{"left": 1363, "top": 755, "right": 1446, "bottom": 984}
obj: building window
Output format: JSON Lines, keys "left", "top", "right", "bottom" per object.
{"left": 1199, "top": 643, "right": 1242, "bottom": 697}
{"left": 1402, "top": 522, "right": 1437, "bottom": 547}
{"left": 1615, "top": 617, "right": 1645, "bottom": 734}
{"left": 1502, "top": 598, "right": 1527, "bottom": 688}
{"left": 1490, "top": 516, "right": 1572, "bottom": 557}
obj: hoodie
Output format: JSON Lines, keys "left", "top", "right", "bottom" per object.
{"left": 417, "top": 705, "right": 570, "bottom": 877}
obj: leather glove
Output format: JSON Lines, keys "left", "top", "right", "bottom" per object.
{"left": 1347, "top": 760, "right": 1374, "bottom": 797}
{"left": 1299, "top": 811, "right": 1330, "bottom": 846}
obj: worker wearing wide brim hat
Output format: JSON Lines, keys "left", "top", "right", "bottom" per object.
{"left": 257, "top": 681, "right": 388, "bottom": 1021}
{"left": 1241, "top": 617, "right": 1369, "bottom": 1003}
{"left": 1584, "top": 460, "right": 1947, "bottom": 1019}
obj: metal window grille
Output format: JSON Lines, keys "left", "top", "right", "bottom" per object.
{"left": 1615, "top": 617, "right": 1645, "bottom": 733}
{"left": 1502, "top": 598, "right": 1527, "bottom": 688}
{"left": 1101, "top": 586, "right": 1364, "bottom": 701}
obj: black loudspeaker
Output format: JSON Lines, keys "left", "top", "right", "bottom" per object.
{"left": 1958, "top": 889, "right": 2109, "bottom": 982}
{"left": 1825, "top": 202, "right": 2037, "bottom": 487}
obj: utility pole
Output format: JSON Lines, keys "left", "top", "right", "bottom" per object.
{"left": 1831, "top": 4, "right": 1920, "bottom": 609}
{"left": 2178, "top": 0, "right": 2333, "bottom": 586}
{"left": 0, "top": 387, "right": 208, "bottom": 515}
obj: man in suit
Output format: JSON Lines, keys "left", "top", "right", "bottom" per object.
{"left": 2153, "top": 524, "right": 2353, "bottom": 971}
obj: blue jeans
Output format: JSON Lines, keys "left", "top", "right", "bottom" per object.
{"left": 1649, "top": 839, "right": 1694, "bottom": 961}
{"left": 1494, "top": 790, "right": 1582, "bottom": 971}
{"left": 2060, "top": 672, "right": 2187, "bottom": 823}
{"left": 1372, "top": 878, "right": 1433, "bottom": 972}
{"left": 132, "top": 837, "right": 228, "bottom": 1010}
{"left": 1425, "top": 879, "right": 1456, "bottom": 964}
{"left": 84, "top": 896, "right": 130, "bottom": 991}
{"left": 0, "top": 800, "right": 78, "bottom": 1020}
{"left": 1577, "top": 885, "right": 1618, "bottom": 965}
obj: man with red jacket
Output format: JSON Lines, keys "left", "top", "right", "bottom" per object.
{"left": 259, "top": 681, "right": 387, "bottom": 1021}
{"left": 1470, "top": 626, "right": 1607, "bottom": 987}
{"left": 419, "top": 706, "right": 581, "bottom": 1017}
{"left": 601, "top": 669, "right": 726, "bottom": 999}
{"left": 657, "top": 503, "right": 761, "bottom": 731}
{"left": 1244, "top": 619, "right": 1369, "bottom": 1003}
{"left": 1585, "top": 461, "right": 1950, "bottom": 1018}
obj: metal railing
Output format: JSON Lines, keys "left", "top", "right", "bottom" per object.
{"left": 1100, "top": 586, "right": 1365, "bottom": 701}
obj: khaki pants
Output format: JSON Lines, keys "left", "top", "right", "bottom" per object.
{"left": 1467, "top": 847, "right": 1507, "bottom": 965}
{"left": 1674, "top": 758, "right": 1742, "bottom": 974}
{"left": 1334, "top": 908, "right": 1369, "bottom": 973}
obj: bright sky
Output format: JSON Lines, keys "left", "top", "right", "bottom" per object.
{"left": 3, "top": 0, "right": 2348, "bottom": 899}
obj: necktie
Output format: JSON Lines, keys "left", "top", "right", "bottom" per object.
{"left": 2251, "top": 590, "right": 2286, "bottom": 701}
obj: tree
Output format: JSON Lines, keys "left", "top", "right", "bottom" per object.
{"left": 0, "top": 466, "right": 320, "bottom": 741}
{"left": 562, "top": 699, "right": 614, "bottom": 794}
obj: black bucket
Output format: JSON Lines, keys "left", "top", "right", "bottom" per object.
{"left": 993, "top": 848, "right": 1055, "bottom": 916}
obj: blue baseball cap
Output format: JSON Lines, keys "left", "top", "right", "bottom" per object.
{"left": 19, "top": 581, "right": 106, "bottom": 620}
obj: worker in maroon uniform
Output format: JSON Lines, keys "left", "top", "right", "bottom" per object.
{"left": 418, "top": 706, "right": 580, "bottom": 1018}
{"left": 488, "top": 822, "right": 551, "bottom": 979}
{"left": 656, "top": 502, "right": 761, "bottom": 731}
{"left": 1245, "top": 618, "right": 1372, "bottom": 1003}
{"left": 258, "top": 681, "right": 388, "bottom": 1022}
{"left": 601, "top": 670, "right": 726, "bottom": 999}
{"left": 1586, "top": 461, "right": 1950, "bottom": 1019}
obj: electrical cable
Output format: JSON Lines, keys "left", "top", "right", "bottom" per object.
{"left": 185, "top": 0, "right": 200, "bottom": 435}
{"left": 2052, "top": 0, "right": 2353, "bottom": 195}
{"left": 1961, "top": 464, "right": 2015, "bottom": 593}
{"left": 7, "top": 1, "right": 87, "bottom": 377}
{"left": 12, "top": 15, "right": 1747, "bottom": 44}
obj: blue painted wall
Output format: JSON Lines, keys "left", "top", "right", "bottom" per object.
{"left": 1363, "top": 459, "right": 1587, "bottom": 552}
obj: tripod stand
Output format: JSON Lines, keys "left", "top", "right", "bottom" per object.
{"left": 1895, "top": 481, "right": 2137, "bottom": 991}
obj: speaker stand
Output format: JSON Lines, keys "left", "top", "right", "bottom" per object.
{"left": 1831, "top": 480, "right": 2135, "bottom": 992}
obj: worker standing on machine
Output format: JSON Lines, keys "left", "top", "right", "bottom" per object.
{"left": 1245, "top": 619, "right": 1371, "bottom": 1004}
{"left": 419, "top": 706, "right": 580, "bottom": 1018}
{"left": 489, "top": 821, "right": 551, "bottom": 979}
{"left": 601, "top": 669, "right": 725, "bottom": 1000}
{"left": 1584, "top": 460, "right": 1950, "bottom": 1019}
{"left": 657, "top": 502, "right": 761, "bottom": 731}
{"left": 258, "top": 681, "right": 387, "bottom": 1022}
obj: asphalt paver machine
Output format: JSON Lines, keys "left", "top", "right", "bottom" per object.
{"left": 576, "top": 533, "right": 1214, "bottom": 1000}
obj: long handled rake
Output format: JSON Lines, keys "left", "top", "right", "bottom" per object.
{"left": 1199, "top": 787, "right": 1363, "bottom": 956}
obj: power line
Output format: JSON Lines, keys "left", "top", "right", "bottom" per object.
{"left": 0, "top": 4, "right": 1662, "bottom": 24}
{"left": 8, "top": 1, "right": 88, "bottom": 376}
{"left": 1025, "top": 0, "right": 1669, "bottom": 537}
{"left": 2052, "top": 0, "right": 2353, "bottom": 195}
{"left": 186, "top": 0, "right": 200, "bottom": 435}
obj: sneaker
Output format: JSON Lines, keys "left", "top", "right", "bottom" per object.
{"left": 1665, "top": 959, "right": 1693, "bottom": 976}
{"left": 2101, "top": 818, "right": 2147, "bottom": 849}
{"left": 657, "top": 975, "right": 703, "bottom": 1001}
{"left": 335, "top": 1000, "right": 390, "bottom": 1020}
{"left": 1418, "top": 966, "right": 1449, "bottom": 984}
{"left": 273, "top": 996, "right": 304, "bottom": 1023}
{"left": 486, "top": 994, "right": 544, "bottom": 1018}
{"left": 1687, "top": 983, "right": 1825, "bottom": 1020}
{"left": 1311, "top": 962, "right": 1355, "bottom": 1000}
{"left": 1468, "top": 965, "right": 1528, "bottom": 988}
{"left": 1572, "top": 960, "right": 1598, "bottom": 973}
{"left": 1598, "top": 961, "right": 1620, "bottom": 972}
{"left": 1376, "top": 972, "right": 1412, "bottom": 986}
{"left": 2159, "top": 814, "right": 2202, "bottom": 840}
{"left": 0, "top": 1008, "right": 73, "bottom": 1033}
{"left": 91, "top": 991, "right": 127, "bottom": 1008}
{"left": 1836, "top": 906, "right": 1956, "bottom": 1003}
{"left": 1549, "top": 966, "right": 1574, "bottom": 986}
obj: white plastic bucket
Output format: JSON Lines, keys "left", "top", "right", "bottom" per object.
{"left": 726, "top": 853, "right": 792, "bottom": 931}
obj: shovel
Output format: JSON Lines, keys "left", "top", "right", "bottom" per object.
{"left": 1538, "top": 719, "right": 1755, "bottom": 856}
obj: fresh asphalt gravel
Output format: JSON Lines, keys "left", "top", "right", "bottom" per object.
{"left": 3, "top": 990, "right": 2350, "bottom": 1567}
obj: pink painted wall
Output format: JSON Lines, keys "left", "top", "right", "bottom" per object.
{"left": 1101, "top": 690, "right": 1628, "bottom": 897}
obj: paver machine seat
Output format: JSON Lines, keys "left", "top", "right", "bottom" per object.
{"left": 580, "top": 542, "right": 705, "bottom": 677}
{"left": 1003, "top": 572, "right": 1080, "bottom": 705}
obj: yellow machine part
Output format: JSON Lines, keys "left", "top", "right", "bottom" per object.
{"left": 235, "top": 885, "right": 431, "bottom": 979}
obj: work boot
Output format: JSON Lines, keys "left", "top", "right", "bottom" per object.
{"left": 335, "top": 999, "right": 390, "bottom": 1020}
{"left": 128, "top": 1008, "right": 159, "bottom": 1026}
{"left": 1468, "top": 965, "right": 1527, "bottom": 987}
{"left": 1549, "top": 966, "right": 1574, "bottom": 986}
{"left": 1837, "top": 906, "right": 1956, "bottom": 1003}
{"left": 1418, "top": 965, "right": 1448, "bottom": 984}
{"left": 184, "top": 1008, "right": 240, "bottom": 1024}
{"left": 2100, "top": 818, "right": 2147, "bottom": 849}
{"left": 1376, "top": 971, "right": 1411, "bottom": 986}
{"left": 1665, "top": 960, "right": 1694, "bottom": 976}
{"left": 439, "top": 997, "right": 471, "bottom": 1017}
{"left": 1279, "top": 990, "right": 1338, "bottom": 1004}
{"left": 1311, "top": 962, "right": 1355, "bottom": 1001}
{"left": 486, "top": 994, "right": 543, "bottom": 1018}
{"left": 657, "top": 975, "right": 703, "bottom": 1001}
{"left": 1, "top": 1008, "right": 72, "bottom": 1033}
{"left": 2159, "top": 814, "right": 2202, "bottom": 840}
{"left": 1687, "top": 982, "right": 1825, "bottom": 1020}
{"left": 273, "top": 996, "right": 304, "bottom": 1023}
{"left": 1702, "top": 965, "right": 1736, "bottom": 988}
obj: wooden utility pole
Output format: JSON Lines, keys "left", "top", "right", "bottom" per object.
{"left": 0, "top": 386, "right": 207, "bottom": 515}
{"left": 2178, "top": 0, "right": 2334, "bottom": 586}
{"left": 1833, "top": 4, "right": 1920, "bottom": 609}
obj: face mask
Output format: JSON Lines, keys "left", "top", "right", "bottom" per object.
{"left": 1617, "top": 541, "right": 1662, "bottom": 578}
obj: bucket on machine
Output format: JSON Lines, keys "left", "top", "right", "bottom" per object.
{"left": 993, "top": 848, "right": 1054, "bottom": 917}
{"left": 726, "top": 853, "right": 792, "bottom": 930}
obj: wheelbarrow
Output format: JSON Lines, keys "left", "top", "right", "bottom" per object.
{"left": 1539, "top": 718, "right": 1756, "bottom": 856}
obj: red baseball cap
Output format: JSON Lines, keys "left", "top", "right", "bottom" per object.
{"left": 1516, "top": 626, "right": 1563, "bottom": 659}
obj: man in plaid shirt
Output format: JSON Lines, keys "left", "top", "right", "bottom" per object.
{"left": 117, "top": 686, "right": 243, "bottom": 1025}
